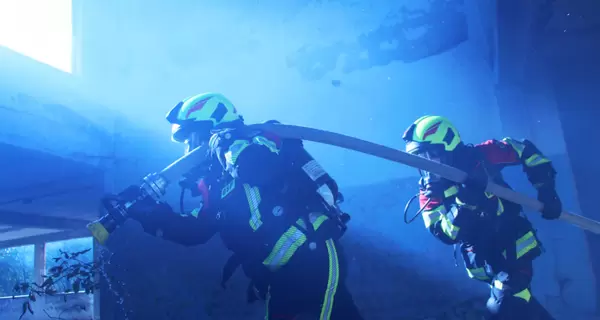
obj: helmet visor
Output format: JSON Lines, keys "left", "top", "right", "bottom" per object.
{"left": 184, "top": 131, "right": 208, "bottom": 154}
{"left": 414, "top": 148, "right": 447, "bottom": 184}
{"left": 171, "top": 123, "right": 186, "bottom": 143}
{"left": 171, "top": 121, "right": 214, "bottom": 153}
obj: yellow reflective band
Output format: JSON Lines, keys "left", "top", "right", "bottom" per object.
{"left": 319, "top": 239, "right": 340, "bottom": 320}
{"left": 295, "top": 213, "right": 328, "bottom": 230}
{"left": 525, "top": 154, "right": 551, "bottom": 167}
{"left": 224, "top": 135, "right": 280, "bottom": 168}
{"left": 310, "top": 213, "right": 328, "bottom": 230}
{"left": 224, "top": 139, "right": 251, "bottom": 166}
{"left": 516, "top": 231, "right": 538, "bottom": 259}
{"left": 514, "top": 288, "right": 532, "bottom": 302}
{"left": 440, "top": 215, "right": 460, "bottom": 240}
{"left": 496, "top": 199, "right": 505, "bottom": 216}
{"left": 243, "top": 184, "right": 263, "bottom": 231}
{"left": 422, "top": 208, "right": 443, "bottom": 228}
{"left": 444, "top": 185, "right": 459, "bottom": 198}
{"left": 455, "top": 197, "right": 477, "bottom": 210}
{"left": 466, "top": 267, "right": 490, "bottom": 281}
{"left": 190, "top": 208, "right": 201, "bottom": 218}
{"left": 262, "top": 214, "right": 329, "bottom": 271}
{"left": 503, "top": 138, "right": 524, "bottom": 157}
{"left": 420, "top": 186, "right": 456, "bottom": 229}
{"left": 252, "top": 135, "right": 280, "bottom": 154}
{"left": 457, "top": 192, "right": 504, "bottom": 216}
{"left": 263, "top": 225, "right": 306, "bottom": 270}
{"left": 265, "top": 286, "right": 271, "bottom": 319}
{"left": 493, "top": 279, "right": 504, "bottom": 290}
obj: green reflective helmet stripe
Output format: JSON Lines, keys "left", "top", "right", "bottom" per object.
{"left": 167, "top": 92, "right": 243, "bottom": 145}
{"left": 407, "top": 115, "right": 461, "bottom": 152}
{"left": 177, "top": 92, "right": 241, "bottom": 126}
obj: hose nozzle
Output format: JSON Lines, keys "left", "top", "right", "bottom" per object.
{"left": 87, "top": 217, "right": 113, "bottom": 245}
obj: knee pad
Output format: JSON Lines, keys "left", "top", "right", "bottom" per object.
{"left": 486, "top": 295, "right": 502, "bottom": 316}
{"left": 486, "top": 272, "right": 533, "bottom": 318}
{"left": 487, "top": 294, "right": 531, "bottom": 319}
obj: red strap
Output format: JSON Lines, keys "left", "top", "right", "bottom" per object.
{"left": 197, "top": 179, "right": 210, "bottom": 213}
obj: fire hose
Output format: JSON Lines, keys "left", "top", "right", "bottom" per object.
{"left": 88, "top": 123, "right": 600, "bottom": 244}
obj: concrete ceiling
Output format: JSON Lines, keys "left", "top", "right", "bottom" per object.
{"left": 547, "top": 0, "right": 600, "bottom": 33}
{"left": 0, "top": 227, "right": 63, "bottom": 242}
{"left": 538, "top": 0, "right": 600, "bottom": 61}
{"left": 0, "top": 142, "right": 105, "bottom": 215}
{"left": 0, "top": 143, "right": 105, "bottom": 247}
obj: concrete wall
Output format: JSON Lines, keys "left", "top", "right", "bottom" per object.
{"left": 78, "top": 0, "right": 503, "bottom": 188}
{"left": 0, "top": 294, "right": 93, "bottom": 320}
{"left": 490, "top": 1, "right": 599, "bottom": 317}
{"left": 0, "top": 46, "right": 111, "bottom": 160}
{"left": 0, "top": 46, "right": 111, "bottom": 221}
{"left": 542, "top": 27, "right": 600, "bottom": 316}
{"left": 0, "top": 44, "right": 186, "bottom": 218}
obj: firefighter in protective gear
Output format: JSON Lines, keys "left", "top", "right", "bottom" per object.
{"left": 402, "top": 115, "right": 561, "bottom": 320}
{"left": 129, "top": 92, "right": 363, "bottom": 320}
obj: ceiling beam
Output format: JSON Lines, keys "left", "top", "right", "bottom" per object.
{"left": 0, "top": 209, "right": 93, "bottom": 230}
{"left": 0, "top": 229, "right": 91, "bottom": 249}
{"left": 0, "top": 226, "right": 24, "bottom": 234}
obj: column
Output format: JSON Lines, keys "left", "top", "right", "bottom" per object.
{"left": 33, "top": 242, "right": 46, "bottom": 311}
{"left": 93, "top": 240, "right": 101, "bottom": 320}
{"left": 33, "top": 243, "right": 46, "bottom": 287}
{"left": 549, "top": 52, "right": 600, "bottom": 315}
{"left": 493, "top": 0, "right": 536, "bottom": 139}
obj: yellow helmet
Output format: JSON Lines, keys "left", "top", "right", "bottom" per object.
{"left": 166, "top": 92, "right": 243, "bottom": 152}
{"left": 402, "top": 115, "right": 462, "bottom": 154}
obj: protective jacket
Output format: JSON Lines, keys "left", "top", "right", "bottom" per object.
{"left": 419, "top": 138, "right": 556, "bottom": 281}
{"left": 206, "top": 122, "right": 347, "bottom": 282}
{"left": 132, "top": 121, "right": 348, "bottom": 294}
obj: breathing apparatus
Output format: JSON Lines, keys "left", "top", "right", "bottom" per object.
{"left": 87, "top": 144, "right": 210, "bottom": 245}
{"left": 273, "top": 134, "right": 351, "bottom": 236}
{"left": 401, "top": 142, "right": 454, "bottom": 225}
{"left": 401, "top": 115, "right": 463, "bottom": 226}
{"left": 403, "top": 175, "right": 442, "bottom": 225}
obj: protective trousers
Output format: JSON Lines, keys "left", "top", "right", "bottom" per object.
{"left": 486, "top": 265, "right": 555, "bottom": 320}
{"left": 265, "top": 239, "right": 363, "bottom": 320}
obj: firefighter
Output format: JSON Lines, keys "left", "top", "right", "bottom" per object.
{"left": 402, "top": 115, "right": 561, "bottom": 320}
{"left": 128, "top": 92, "right": 363, "bottom": 320}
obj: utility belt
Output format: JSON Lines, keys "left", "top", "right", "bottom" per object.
{"left": 460, "top": 214, "right": 543, "bottom": 281}
{"left": 222, "top": 211, "right": 340, "bottom": 276}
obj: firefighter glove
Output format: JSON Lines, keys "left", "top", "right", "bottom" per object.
{"left": 538, "top": 186, "right": 562, "bottom": 220}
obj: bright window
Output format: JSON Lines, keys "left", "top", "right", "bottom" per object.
{"left": 0, "top": 0, "right": 73, "bottom": 73}
{"left": 45, "top": 237, "right": 94, "bottom": 293}
{"left": 0, "top": 238, "right": 94, "bottom": 298}
{"left": 0, "top": 245, "right": 34, "bottom": 297}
